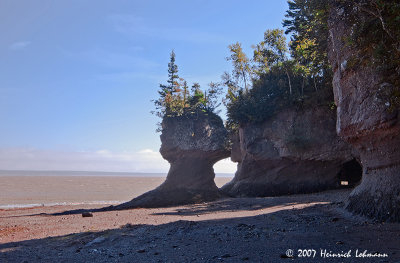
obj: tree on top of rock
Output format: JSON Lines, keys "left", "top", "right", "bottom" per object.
{"left": 154, "top": 50, "right": 180, "bottom": 119}
{"left": 152, "top": 50, "right": 223, "bottom": 130}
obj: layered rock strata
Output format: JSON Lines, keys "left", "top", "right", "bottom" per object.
{"left": 328, "top": 4, "right": 400, "bottom": 221}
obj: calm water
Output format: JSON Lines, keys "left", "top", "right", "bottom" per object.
{"left": 0, "top": 170, "right": 232, "bottom": 208}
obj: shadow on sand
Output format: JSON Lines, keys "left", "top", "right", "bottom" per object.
{"left": 2, "top": 189, "right": 399, "bottom": 262}
{"left": 1, "top": 200, "right": 400, "bottom": 262}
{"left": 3, "top": 189, "right": 345, "bottom": 218}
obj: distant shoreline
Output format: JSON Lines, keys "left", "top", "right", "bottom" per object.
{"left": 0, "top": 172, "right": 232, "bottom": 208}
{"left": 0, "top": 170, "right": 233, "bottom": 177}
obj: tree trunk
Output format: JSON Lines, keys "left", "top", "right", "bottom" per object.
{"left": 285, "top": 68, "right": 292, "bottom": 95}
{"left": 313, "top": 75, "right": 317, "bottom": 91}
{"left": 243, "top": 71, "right": 247, "bottom": 92}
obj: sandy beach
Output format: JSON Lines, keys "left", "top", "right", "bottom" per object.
{"left": 1, "top": 188, "right": 399, "bottom": 262}
{"left": 2, "top": 0, "right": 400, "bottom": 262}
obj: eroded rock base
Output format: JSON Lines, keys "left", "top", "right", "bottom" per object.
{"left": 347, "top": 165, "right": 400, "bottom": 222}
{"left": 222, "top": 159, "right": 343, "bottom": 197}
{"left": 112, "top": 158, "right": 222, "bottom": 209}
{"left": 112, "top": 188, "right": 222, "bottom": 209}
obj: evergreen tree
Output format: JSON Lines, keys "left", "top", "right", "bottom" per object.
{"left": 206, "top": 82, "right": 223, "bottom": 113}
{"left": 152, "top": 50, "right": 224, "bottom": 131}
{"left": 182, "top": 80, "right": 189, "bottom": 108}
{"left": 283, "top": 0, "right": 332, "bottom": 89}
{"left": 188, "top": 83, "right": 206, "bottom": 110}
{"left": 154, "top": 50, "right": 180, "bottom": 118}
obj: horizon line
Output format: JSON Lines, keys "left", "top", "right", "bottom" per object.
{"left": 0, "top": 169, "right": 234, "bottom": 176}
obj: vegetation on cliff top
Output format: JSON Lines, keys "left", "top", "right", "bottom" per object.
{"left": 152, "top": 51, "right": 223, "bottom": 131}
{"left": 224, "top": 0, "right": 400, "bottom": 129}
{"left": 336, "top": 0, "right": 400, "bottom": 110}
{"left": 153, "top": 0, "right": 400, "bottom": 132}
{"left": 223, "top": 0, "right": 333, "bottom": 129}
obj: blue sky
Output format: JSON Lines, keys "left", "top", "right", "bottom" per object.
{"left": 0, "top": 0, "right": 289, "bottom": 173}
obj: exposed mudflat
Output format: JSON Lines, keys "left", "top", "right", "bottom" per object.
{"left": 1, "top": 189, "right": 399, "bottom": 262}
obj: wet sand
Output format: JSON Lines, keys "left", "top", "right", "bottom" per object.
{"left": 0, "top": 174, "right": 231, "bottom": 208}
{"left": 1, "top": 189, "right": 399, "bottom": 262}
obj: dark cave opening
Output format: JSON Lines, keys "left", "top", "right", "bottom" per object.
{"left": 337, "top": 159, "right": 363, "bottom": 188}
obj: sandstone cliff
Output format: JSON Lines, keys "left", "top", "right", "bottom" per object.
{"left": 116, "top": 112, "right": 230, "bottom": 209}
{"left": 222, "top": 107, "right": 356, "bottom": 197}
{"left": 328, "top": 4, "right": 400, "bottom": 221}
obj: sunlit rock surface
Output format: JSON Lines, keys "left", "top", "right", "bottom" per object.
{"left": 328, "top": 3, "right": 400, "bottom": 221}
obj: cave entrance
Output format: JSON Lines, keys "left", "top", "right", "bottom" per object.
{"left": 337, "top": 159, "right": 362, "bottom": 188}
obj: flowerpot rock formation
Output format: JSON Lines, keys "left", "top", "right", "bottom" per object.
{"left": 116, "top": 112, "right": 230, "bottom": 209}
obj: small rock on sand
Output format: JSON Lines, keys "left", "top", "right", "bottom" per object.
{"left": 82, "top": 212, "right": 93, "bottom": 217}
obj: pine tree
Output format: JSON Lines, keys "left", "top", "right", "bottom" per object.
{"left": 154, "top": 50, "right": 180, "bottom": 118}
{"left": 206, "top": 82, "right": 223, "bottom": 113}
{"left": 283, "top": 0, "right": 331, "bottom": 90}
{"left": 152, "top": 50, "right": 224, "bottom": 129}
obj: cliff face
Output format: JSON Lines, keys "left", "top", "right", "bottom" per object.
{"left": 222, "top": 107, "right": 354, "bottom": 197}
{"left": 328, "top": 4, "right": 400, "bottom": 221}
{"left": 117, "top": 112, "right": 230, "bottom": 209}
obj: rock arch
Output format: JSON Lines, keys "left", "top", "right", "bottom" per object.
{"left": 114, "top": 112, "right": 230, "bottom": 209}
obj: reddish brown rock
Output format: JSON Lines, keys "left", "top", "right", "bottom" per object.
{"left": 116, "top": 112, "right": 230, "bottom": 209}
{"left": 221, "top": 107, "right": 356, "bottom": 197}
{"left": 328, "top": 4, "right": 400, "bottom": 221}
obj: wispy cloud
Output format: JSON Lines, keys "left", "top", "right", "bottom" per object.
{"left": 9, "top": 41, "right": 31, "bottom": 50}
{"left": 0, "top": 148, "right": 236, "bottom": 173}
{"left": 108, "top": 14, "right": 227, "bottom": 44}
{"left": 0, "top": 148, "right": 168, "bottom": 173}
